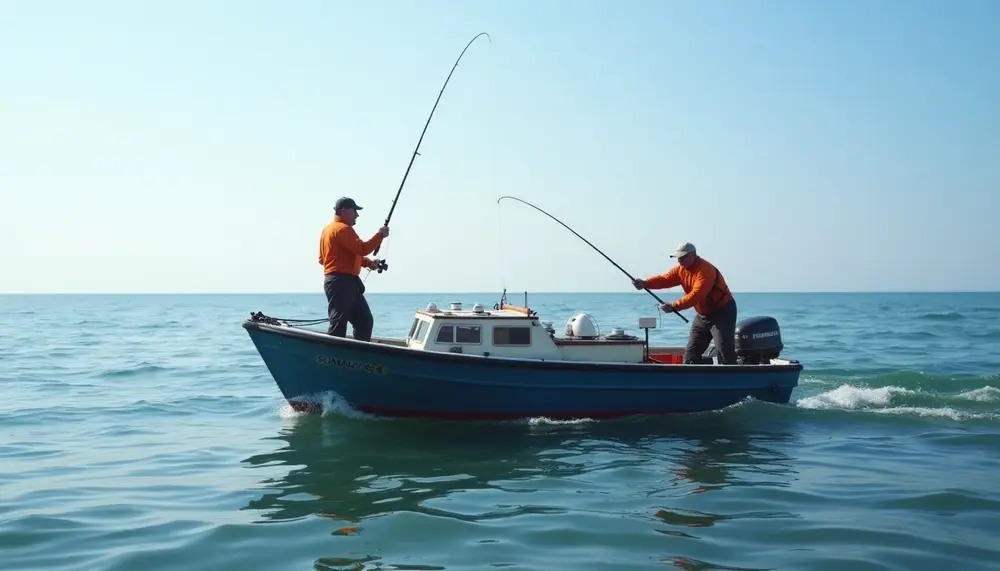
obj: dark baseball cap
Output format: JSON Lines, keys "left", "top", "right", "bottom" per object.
{"left": 334, "top": 197, "right": 363, "bottom": 211}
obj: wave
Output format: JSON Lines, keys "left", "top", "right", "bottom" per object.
{"left": 794, "top": 381, "right": 999, "bottom": 422}
{"left": 917, "top": 311, "right": 966, "bottom": 321}
{"left": 957, "top": 386, "right": 1000, "bottom": 402}
{"left": 969, "top": 329, "right": 1000, "bottom": 340}
{"left": 94, "top": 362, "right": 171, "bottom": 379}
{"left": 803, "top": 369, "right": 999, "bottom": 390}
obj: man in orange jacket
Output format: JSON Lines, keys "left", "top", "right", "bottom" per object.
{"left": 632, "top": 241, "right": 738, "bottom": 364}
{"left": 318, "top": 197, "right": 389, "bottom": 341}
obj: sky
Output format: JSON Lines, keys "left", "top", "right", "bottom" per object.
{"left": 2, "top": 0, "right": 998, "bottom": 294}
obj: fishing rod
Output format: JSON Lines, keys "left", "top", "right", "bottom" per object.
{"left": 496, "top": 195, "right": 689, "bottom": 323}
{"left": 372, "top": 31, "right": 492, "bottom": 258}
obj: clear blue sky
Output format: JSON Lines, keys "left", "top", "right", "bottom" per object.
{"left": 2, "top": 0, "right": 998, "bottom": 294}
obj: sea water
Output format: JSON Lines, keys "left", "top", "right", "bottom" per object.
{"left": 2, "top": 292, "right": 998, "bottom": 570}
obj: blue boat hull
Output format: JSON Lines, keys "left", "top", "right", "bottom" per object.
{"left": 243, "top": 321, "right": 802, "bottom": 420}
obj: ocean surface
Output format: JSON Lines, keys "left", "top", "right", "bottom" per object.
{"left": 2, "top": 291, "right": 999, "bottom": 571}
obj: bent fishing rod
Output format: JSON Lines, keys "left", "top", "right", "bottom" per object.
{"left": 372, "top": 31, "right": 492, "bottom": 258}
{"left": 497, "top": 195, "right": 689, "bottom": 323}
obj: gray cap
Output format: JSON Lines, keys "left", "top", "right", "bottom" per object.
{"left": 669, "top": 241, "right": 696, "bottom": 258}
{"left": 334, "top": 197, "right": 363, "bottom": 211}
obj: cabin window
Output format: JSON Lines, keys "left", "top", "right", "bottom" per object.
{"left": 412, "top": 320, "right": 429, "bottom": 343}
{"left": 456, "top": 325, "right": 481, "bottom": 344}
{"left": 436, "top": 325, "right": 453, "bottom": 343}
{"left": 436, "top": 324, "right": 481, "bottom": 344}
{"left": 493, "top": 326, "right": 531, "bottom": 346}
{"left": 408, "top": 318, "right": 419, "bottom": 339}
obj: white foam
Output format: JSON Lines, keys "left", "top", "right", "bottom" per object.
{"left": 317, "top": 392, "right": 381, "bottom": 421}
{"left": 793, "top": 383, "right": 999, "bottom": 422}
{"left": 956, "top": 386, "right": 1000, "bottom": 403}
{"left": 871, "top": 406, "right": 997, "bottom": 422}
{"left": 795, "top": 384, "right": 915, "bottom": 410}
{"left": 527, "top": 416, "right": 594, "bottom": 426}
{"left": 274, "top": 391, "right": 382, "bottom": 422}
{"left": 277, "top": 402, "right": 303, "bottom": 420}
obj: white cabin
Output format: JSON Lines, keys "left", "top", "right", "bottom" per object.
{"left": 387, "top": 300, "right": 681, "bottom": 364}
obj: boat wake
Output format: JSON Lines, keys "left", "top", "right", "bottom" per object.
{"left": 524, "top": 416, "right": 595, "bottom": 426}
{"left": 794, "top": 379, "right": 1000, "bottom": 422}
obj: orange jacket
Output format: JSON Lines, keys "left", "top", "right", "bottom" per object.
{"left": 318, "top": 216, "right": 384, "bottom": 276}
{"left": 645, "top": 257, "right": 734, "bottom": 316}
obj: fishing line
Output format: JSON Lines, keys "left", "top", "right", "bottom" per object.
{"left": 496, "top": 195, "right": 689, "bottom": 323}
{"left": 489, "top": 35, "right": 502, "bottom": 294}
{"left": 361, "top": 237, "right": 391, "bottom": 284}
{"left": 372, "top": 31, "right": 492, "bottom": 258}
{"left": 495, "top": 199, "right": 512, "bottom": 294}
{"left": 359, "top": 33, "right": 491, "bottom": 284}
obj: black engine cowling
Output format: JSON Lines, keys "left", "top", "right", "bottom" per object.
{"left": 734, "top": 316, "right": 783, "bottom": 364}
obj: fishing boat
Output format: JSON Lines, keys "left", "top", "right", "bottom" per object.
{"left": 242, "top": 293, "right": 803, "bottom": 420}
{"left": 240, "top": 35, "right": 803, "bottom": 420}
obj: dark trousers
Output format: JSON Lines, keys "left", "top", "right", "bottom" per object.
{"left": 323, "top": 273, "right": 374, "bottom": 342}
{"left": 684, "top": 298, "right": 738, "bottom": 365}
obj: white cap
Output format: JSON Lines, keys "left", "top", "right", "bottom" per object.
{"left": 670, "top": 241, "right": 696, "bottom": 258}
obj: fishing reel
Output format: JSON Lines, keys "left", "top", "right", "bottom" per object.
{"left": 371, "top": 259, "right": 388, "bottom": 274}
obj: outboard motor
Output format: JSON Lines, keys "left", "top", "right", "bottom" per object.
{"left": 734, "top": 316, "right": 783, "bottom": 364}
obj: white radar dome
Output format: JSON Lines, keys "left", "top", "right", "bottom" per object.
{"left": 565, "top": 312, "right": 599, "bottom": 338}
